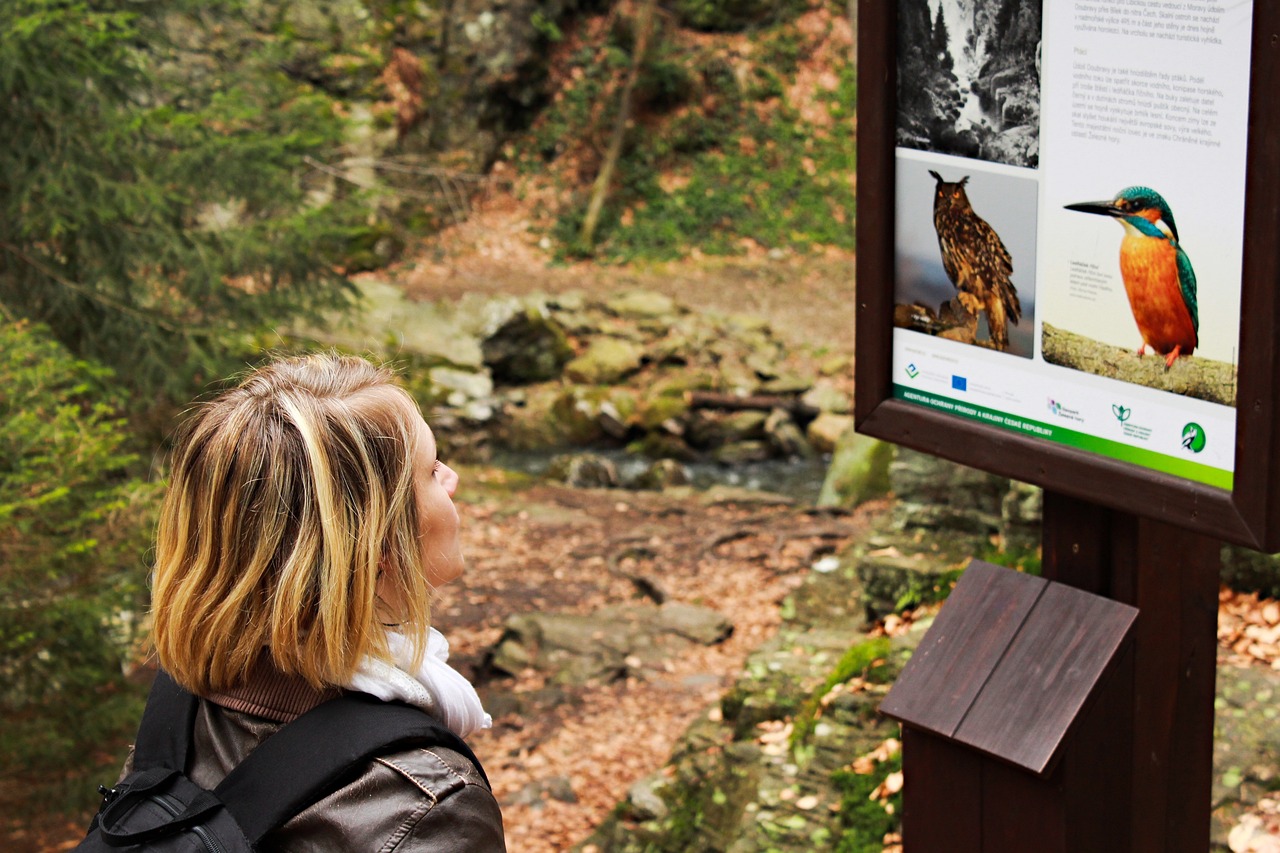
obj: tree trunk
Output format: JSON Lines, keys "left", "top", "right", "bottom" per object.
{"left": 579, "top": 0, "right": 658, "bottom": 247}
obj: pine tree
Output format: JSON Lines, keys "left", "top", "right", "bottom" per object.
{"left": 932, "top": 5, "right": 953, "bottom": 72}
{"left": 0, "top": 321, "right": 157, "bottom": 816}
{"left": 0, "top": 0, "right": 363, "bottom": 394}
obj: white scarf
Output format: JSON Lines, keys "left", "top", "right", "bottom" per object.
{"left": 345, "top": 628, "right": 492, "bottom": 739}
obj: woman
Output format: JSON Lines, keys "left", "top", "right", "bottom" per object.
{"left": 144, "top": 353, "right": 505, "bottom": 850}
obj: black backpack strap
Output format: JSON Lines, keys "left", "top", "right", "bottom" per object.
{"left": 131, "top": 670, "right": 199, "bottom": 772}
{"left": 214, "top": 691, "right": 490, "bottom": 844}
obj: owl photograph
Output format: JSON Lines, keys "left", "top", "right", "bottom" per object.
{"left": 895, "top": 162, "right": 1039, "bottom": 358}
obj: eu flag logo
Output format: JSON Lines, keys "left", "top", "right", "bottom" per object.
{"left": 951, "top": 375, "right": 967, "bottom": 391}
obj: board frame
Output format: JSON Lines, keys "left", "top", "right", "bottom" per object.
{"left": 854, "top": 0, "right": 1280, "bottom": 550}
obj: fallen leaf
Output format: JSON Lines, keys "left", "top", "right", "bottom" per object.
{"left": 1265, "top": 602, "right": 1280, "bottom": 625}
{"left": 870, "top": 770, "right": 904, "bottom": 801}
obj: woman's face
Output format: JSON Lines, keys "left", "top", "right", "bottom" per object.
{"left": 410, "top": 411, "right": 465, "bottom": 588}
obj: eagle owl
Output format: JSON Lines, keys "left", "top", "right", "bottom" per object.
{"left": 928, "top": 170, "right": 1022, "bottom": 350}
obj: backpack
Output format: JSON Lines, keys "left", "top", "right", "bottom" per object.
{"left": 77, "top": 670, "right": 488, "bottom": 852}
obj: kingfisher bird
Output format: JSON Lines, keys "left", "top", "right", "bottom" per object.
{"left": 1065, "top": 186, "right": 1198, "bottom": 368}
{"left": 928, "top": 171, "right": 1022, "bottom": 350}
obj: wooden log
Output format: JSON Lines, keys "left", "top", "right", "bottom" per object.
{"left": 684, "top": 391, "right": 819, "bottom": 420}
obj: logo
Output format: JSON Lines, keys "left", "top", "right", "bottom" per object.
{"left": 905, "top": 363, "right": 919, "bottom": 379}
{"left": 1181, "top": 422, "right": 1206, "bottom": 453}
{"left": 1112, "top": 404, "right": 1131, "bottom": 423}
{"left": 951, "top": 375, "right": 967, "bottom": 391}
{"left": 1047, "top": 398, "right": 1084, "bottom": 423}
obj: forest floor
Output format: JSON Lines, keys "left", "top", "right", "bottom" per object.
{"left": 443, "top": 481, "right": 887, "bottom": 852}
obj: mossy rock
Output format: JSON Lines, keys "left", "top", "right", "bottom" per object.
{"left": 630, "top": 433, "right": 699, "bottom": 462}
{"left": 765, "top": 412, "right": 814, "bottom": 459}
{"left": 817, "top": 433, "right": 895, "bottom": 509}
{"left": 550, "top": 386, "right": 621, "bottom": 445}
{"left": 481, "top": 305, "right": 574, "bottom": 384}
{"left": 801, "top": 381, "right": 852, "bottom": 415}
{"left": 490, "top": 385, "right": 564, "bottom": 450}
{"left": 629, "top": 459, "right": 692, "bottom": 490}
{"left": 564, "top": 338, "right": 646, "bottom": 384}
{"left": 546, "top": 453, "right": 621, "bottom": 489}
{"left": 647, "top": 369, "right": 720, "bottom": 398}
{"left": 856, "top": 547, "right": 966, "bottom": 622}
{"left": 605, "top": 290, "right": 678, "bottom": 319}
{"left": 807, "top": 412, "right": 855, "bottom": 454}
{"left": 713, "top": 439, "right": 773, "bottom": 466}
{"left": 636, "top": 393, "right": 691, "bottom": 433}
{"left": 890, "top": 449, "right": 1011, "bottom": 526}
{"left": 720, "top": 410, "right": 769, "bottom": 442}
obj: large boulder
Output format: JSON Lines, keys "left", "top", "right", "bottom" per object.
{"left": 480, "top": 305, "right": 573, "bottom": 384}
{"left": 484, "top": 603, "right": 735, "bottom": 685}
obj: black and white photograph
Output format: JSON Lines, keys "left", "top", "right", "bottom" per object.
{"left": 896, "top": 0, "right": 1043, "bottom": 169}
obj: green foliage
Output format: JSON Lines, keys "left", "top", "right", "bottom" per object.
{"left": 0, "top": 0, "right": 363, "bottom": 396}
{"left": 533, "top": 15, "right": 858, "bottom": 263}
{"left": 1221, "top": 544, "right": 1280, "bottom": 599}
{"left": 976, "top": 543, "right": 1043, "bottom": 577}
{"left": 790, "top": 638, "right": 893, "bottom": 750}
{"left": 893, "top": 566, "right": 966, "bottom": 612}
{"left": 831, "top": 752, "right": 903, "bottom": 853}
{"left": 670, "top": 0, "right": 808, "bottom": 32}
{"left": 532, "top": 10, "right": 564, "bottom": 42}
{"left": 0, "top": 322, "right": 158, "bottom": 814}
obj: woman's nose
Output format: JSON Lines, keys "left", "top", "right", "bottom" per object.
{"left": 440, "top": 463, "right": 459, "bottom": 497}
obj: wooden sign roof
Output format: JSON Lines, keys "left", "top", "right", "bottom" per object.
{"left": 880, "top": 560, "right": 1138, "bottom": 776}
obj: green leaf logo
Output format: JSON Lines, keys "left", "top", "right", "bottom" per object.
{"left": 1181, "top": 422, "right": 1206, "bottom": 453}
{"left": 1112, "top": 404, "right": 1131, "bottom": 423}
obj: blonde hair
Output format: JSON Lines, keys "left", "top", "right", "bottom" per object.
{"left": 151, "top": 353, "right": 431, "bottom": 694}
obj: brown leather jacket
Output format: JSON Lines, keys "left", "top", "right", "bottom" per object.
{"left": 121, "top": 666, "right": 506, "bottom": 852}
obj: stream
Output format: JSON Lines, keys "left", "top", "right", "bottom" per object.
{"left": 489, "top": 448, "right": 834, "bottom": 504}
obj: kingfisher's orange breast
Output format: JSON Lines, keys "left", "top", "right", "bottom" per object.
{"left": 1119, "top": 235, "right": 1197, "bottom": 355}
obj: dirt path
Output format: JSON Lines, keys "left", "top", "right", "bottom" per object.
{"left": 438, "top": 478, "right": 887, "bottom": 852}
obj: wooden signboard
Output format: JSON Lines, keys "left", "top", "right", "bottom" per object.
{"left": 854, "top": 2, "right": 1279, "bottom": 850}
{"left": 855, "top": 0, "right": 1280, "bottom": 553}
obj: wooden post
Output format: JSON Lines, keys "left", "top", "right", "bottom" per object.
{"left": 1041, "top": 490, "right": 1220, "bottom": 852}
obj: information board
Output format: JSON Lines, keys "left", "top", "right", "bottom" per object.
{"left": 889, "top": 0, "right": 1252, "bottom": 490}
{"left": 856, "top": 0, "right": 1280, "bottom": 548}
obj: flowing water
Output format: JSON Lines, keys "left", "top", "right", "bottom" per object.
{"left": 489, "top": 448, "right": 833, "bottom": 504}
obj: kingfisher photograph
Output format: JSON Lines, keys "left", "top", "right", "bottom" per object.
{"left": 894, "top": 161, "right": 1037, "bottom": 358}
{"left": 896, "top": 0, "right": 1043, "bottom": 169}
{"left": 1042, "top": 185, "right": 1240, "bottom": 407}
